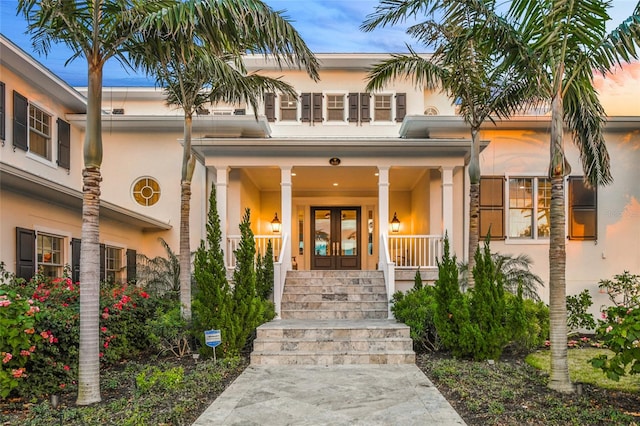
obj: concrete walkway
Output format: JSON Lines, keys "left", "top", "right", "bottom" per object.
{"left": 193, "top": 364, "right": 466, "bottom": 425}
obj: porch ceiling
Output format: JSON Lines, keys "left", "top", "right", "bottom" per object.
{"left": 243, "top": 166, "right": 427, "bottom": 192}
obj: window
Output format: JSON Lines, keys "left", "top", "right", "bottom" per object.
{"left": 508, "top": 177, "right": 550, "bottom": 239}
{"left": 132, "top": 177, "right": 161, "bottom": 206}
{"left": 374, "top": 94, "right": 392, "bottom": 121}
{"left": 327, "top": 94, "right": 345, "bottom": 121}
{"left": 479, "top": 177, "right": 505, "bottom": 239}
{"left": 37, "top": 233, "right": 64, "bottom": 278}
{"left": 105, "top": 246, "right": 124, "bottom": 283}
{"left": 280, "top": 94, "right": 298, "bottom": 121}
{"left": 29, "top": 104, "right": 52, "bottom": 160}
{"left": 569, "top": 177, "right": 597, "bottom": 240}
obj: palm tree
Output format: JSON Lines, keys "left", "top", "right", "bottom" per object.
{"left": 362, "top": 0, "right": 532, "bottom": 274}
{"left": 504, "top": 0, "right": 640, "bottom": 393}
{"left": 132, "top": 0, "right": 319, "bottom": 321}
{"left": 17, "top": 0, "right": 173, "bottom": 405}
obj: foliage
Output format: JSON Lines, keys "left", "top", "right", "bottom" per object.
{"left": 591, "top": 271, "right": 640, "bottom": 381}
{"left": 136, "top": 238, "right": 180, "bottom": 298}
{"left": 506, "top": 290, "right": 550, "bottom": 353}
{"left": 147, "top": 303, "right": 191, "bottom": 358}
{"left": 1, "top": 271, "right": 162, "bottom": 398}
{"left": 135, "top": 366, "right": 184, "bottom": 394}
{"left": 193, "top": 185, "right": 233, "bottom": 358}
{"left": 256, "top": 239, "right": 275, "bottom": 300}
{"left": 391, "top": 284, "right": 440, "bottom": 352}
{"left": 468, "top": 239, "right": 509, "bottom": 361}
{"left": 0, "top": 266, "right": 42, "bottom": 397}
{"left": 229, "top": 209, "right": 275, "bottom": 355}
{"left": 433, "top": 235, "right": 479, "bottom": 358}
{"left": 566, "top": 289, "right": 596, "bottom": 335}
{"left": 459, "top": 253, "right": 544, "bottom": 301}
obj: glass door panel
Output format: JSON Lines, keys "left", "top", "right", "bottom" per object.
{"left": 311, "top": 207, "right": 360, "bottom": 270}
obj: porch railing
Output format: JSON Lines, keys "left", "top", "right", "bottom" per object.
{"left": 226, "top": 235, "right": 282, "bottom": 269}
{"left": 387, "top": 234, "right": 443, "bottom": 269}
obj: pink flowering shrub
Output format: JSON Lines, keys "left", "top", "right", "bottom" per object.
{"left": 2, "top": 266, "right": 162, "bottom": 398}
{"left": 591, "top": 271, "right": 640, "bottom": 381}
{"left": 0, "top": 286, "right": 42, "bottom": 397}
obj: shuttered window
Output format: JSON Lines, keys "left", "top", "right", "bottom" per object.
{"left": 395, "top": 93, "right": 406, "bottom": 122}
{"left": 348, "top": 93, "right": 359, "bottom": 122}
{"left": 0, "top": 82, "right": 5, "bottom": 141}
{"left": 265, "top": 93, "right": 276, "bottom": 122}
{"left": 312, "top": 93, "right": 323, "bottom": 122}
{"left": 360, "top": 93, "right": 370, "bottom": 122}
{"left": 569, "top": 177, "right": 597, "bottom": 240}
{"left": 479, "top": 177, "right": 505, "bottom": 240}
{"left": 13, "top": 91, "right": 28, "bottom": 151}
{"left": 57, "top": 118, "right": 71, "bottom": 169}
{"left": 16, "top": 228, "right": 36, "bottom": 280}
{"left": 301, "top": 93, "right": 311, "bottom": 122}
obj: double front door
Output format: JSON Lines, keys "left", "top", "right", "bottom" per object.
{"left": 311, "top": 206, "right": 361, "bottom": 270}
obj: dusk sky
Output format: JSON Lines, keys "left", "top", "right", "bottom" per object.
{"left": 1, "top": 0, "right": 638, "bottom": 87}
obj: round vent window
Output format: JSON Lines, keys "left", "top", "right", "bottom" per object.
{"left": 132, "top": 177, "right": 161, "bottom": 206}
{"left": 424, "top": 106, "right": 439, "bottom": 116}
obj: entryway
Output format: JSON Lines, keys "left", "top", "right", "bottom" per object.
{"left": 311, "top": 206, "right": 361, "bottom": 270}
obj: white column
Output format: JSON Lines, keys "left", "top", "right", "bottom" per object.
{"left": 214, "top": 166, "right": 229, "bottom": 264}
{"left": 280, "top": 166, "right": 293, "bottom": 271}
{"left": 378, "top": 166, "right": 390, "bottom": 267}
{"left": 441, "top": 166, "right": 454, "bottom": 243}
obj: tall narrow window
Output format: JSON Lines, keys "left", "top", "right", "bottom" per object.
{"left": 569, "top": 177, "right": 597, "bottom": 240}
{"left": 374, "top": 94, "right": 392, "bottom": 121}
{"left": 29, "top": 104, "right": 52, "bottom": 160}
{"left": 105, "top": 246, "right": 124, "bottom": 283}
{"left": 479, "top": 177, "right": 505, "bottom": 239}
{"left": 280, "top": 94, "right": 298, "bottom": 121}
{"left": 508, "top": 177, "right": 550, "bottom": 239}
{"left": 327, "top": 95, "right": 345, "bottom": 121}
{"left": 37, "top": 233, "right": 63, "bottom": 278}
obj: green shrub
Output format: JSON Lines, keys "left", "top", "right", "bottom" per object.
{"left": 566, "top": 289, "right": 596, "bottom": 335}
{"left": 591, "top": 271, "right": 640, "bottom": 381}
{"left": 391, "top": 284, "right": 439, "bottom": 352}
{"left": 505, "top": 290, "right": 550, "bottom": 352}
{"left": 135, "top": 366, "right": 184, "bottom": 394}
{"left": 147, "top": 303, "right": 190, "bottom": 358}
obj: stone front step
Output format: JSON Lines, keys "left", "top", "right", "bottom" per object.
{"left": 281, "top": 270, "right": 388, "bottom": 320}
{"left": 251, "top": 319, "right": 415, "bottom": 366}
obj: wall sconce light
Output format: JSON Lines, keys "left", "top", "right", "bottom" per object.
{"left": 390, "top": 212, "right": 401, "bottom": 233}
{"left": 271, "top": 213, "right": 281, "bottom": 233}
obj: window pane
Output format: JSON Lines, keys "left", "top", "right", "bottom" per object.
{"left": 509, "top": 209, "right": 533, "bottom": 238}
{"left": 374, "top": 95, "right": 391, "bottom": 121}
{"left": 37, "top": 234, "right": 63, "bottom": 277}
{"left": 29, "top": 105, "right": 51, "bottom": 160}
{"left": 280, "top": 94, "right": 297, "bottom": 121}
{"left": 509, "top": 178, "right": 533, "bottom": 238}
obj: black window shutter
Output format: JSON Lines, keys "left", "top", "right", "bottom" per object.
{"left": 16, "top": 227, "right": 36, "bottom": 281}
{"left": 0, "top": 81, "right": 5, "bottom": 141}
{"left": 71, "top": 238, "right": 81, "bottom": 283}
{"left": 100, "top": 244, "right": 106, "bottom": 282}
{"left": 300, "top": 92, "right": 311, "bottom": 122}
{"left": 395, "top": 93, "right": 407, "bottom": 122}
{"left": 126, "top": 249, "right": 137, "bottom": 283}
{"left": 360, "top": 93, "right": 371, "bottom": 122}
{"left": 57, "top": 118, "right": 71, "bottom": 169}
{"left": 348, "top": 93, "right": 359, "bottom": 122}
{"left": 312, "top": 93, "right": 323, "bottom": 122}
{"left": 13, "top": 91, "right": 28, "bottom": 151}
{"left": 265, "top": 93, "right": 275, "bottom": 122}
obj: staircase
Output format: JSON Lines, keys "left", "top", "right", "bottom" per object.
{"left": 251, "top": 270, "right": 415, "bottom": 365}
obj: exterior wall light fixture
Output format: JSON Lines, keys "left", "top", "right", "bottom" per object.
{"left": 271, "top": 213, "right": 281, "bottom": 233}
{"left": 391, "top": 212, "right": 401, "bottom": 233}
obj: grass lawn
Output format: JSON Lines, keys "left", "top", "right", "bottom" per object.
{"left": 526, "top": 348, "right": 639, "bottom": 393}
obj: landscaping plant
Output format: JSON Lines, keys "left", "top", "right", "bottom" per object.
{"left": 591, "top": 271, "right": 640, "bottom": 381}
{"left": 566, "top": 289, "right": 596, "bottom": 336}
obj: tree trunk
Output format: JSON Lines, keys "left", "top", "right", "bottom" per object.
{"left": 547, "top": 91, "right": 574, "bottom": 393}
{"left": 179, "top": 114, "right": 195, "bottom": 321}
{"left": 467, "top": 127, "right": 481, "bottom": 284}
{"left": 77, "top": 61, "right": 103, "bottom": 406}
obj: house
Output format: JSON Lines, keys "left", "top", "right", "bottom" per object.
{"left": 1, "top": 34, "right": 639, "bottom": 317}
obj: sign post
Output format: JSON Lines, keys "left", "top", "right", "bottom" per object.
{"left": 204, "top": 329, "right": 222, "bottom": 362}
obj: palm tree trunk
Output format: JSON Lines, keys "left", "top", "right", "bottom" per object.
{"left": 548, "top": 91, "right": 574, "bottom": 393}
{"left": 179, "top": 114, "right": 195, "bottom": 321}
{"left": 467, "top": 127, "right": 481, "bottom": 282}
{"left": 76, "top": 61, "right": 103, "bottom": 406}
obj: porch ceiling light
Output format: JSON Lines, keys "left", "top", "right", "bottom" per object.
{"left": 391, "top": 212, "right": 401, "bottom": 233}
{"left": 271, "top": 213, "right": 281, "bottom": 233}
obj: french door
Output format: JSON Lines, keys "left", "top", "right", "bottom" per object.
{"left": 311, "top": 206, "right": 361, "bottom": 270}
